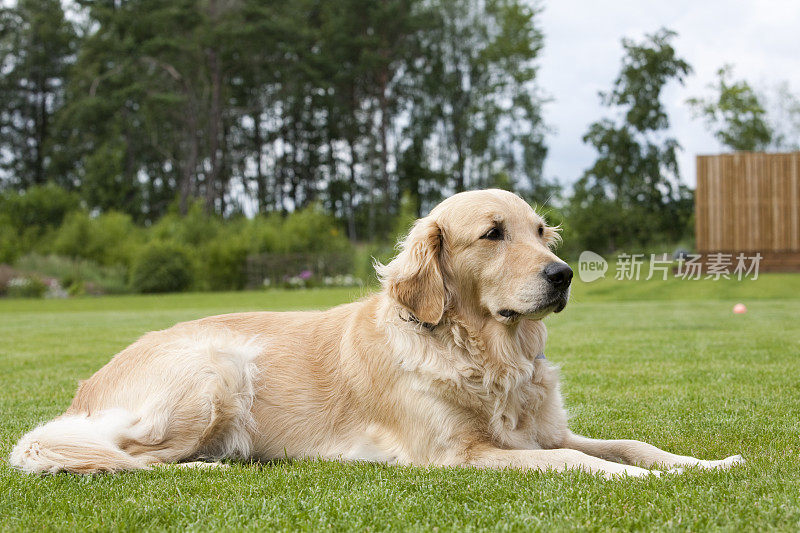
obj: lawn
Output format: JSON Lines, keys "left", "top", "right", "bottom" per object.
{"left": 2, "top": 275, "right": 799, "bottom": 531}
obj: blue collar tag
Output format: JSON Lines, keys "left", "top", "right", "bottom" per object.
{"left": 535, "top": 353, "right": 546, "bottom": 360}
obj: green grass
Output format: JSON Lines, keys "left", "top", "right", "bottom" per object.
{"left": 2, "top": 276, "right": 800, "bottom": 531}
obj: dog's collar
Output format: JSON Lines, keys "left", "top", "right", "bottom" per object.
{"left": 536, "top": 353, "right": 546, "bottom": 360}
{"left": 399, "top": 312, "right": 436, "bottom": 332}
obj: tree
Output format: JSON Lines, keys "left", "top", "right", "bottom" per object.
{"left": 0, "top": 0, "right": 77, "bottom": 189}
{"left": 687, "top": 65, "right": 772, "bottom": 151}
{"left": 6, "top": 0, "right": 552, "bottom": 238}
{"left": 570, "top": 28, "right": 693, "bottom": 252}
{"left": 417, "top": 0, "right": 550, "bottom": 199}
{"left": 761, "top": 81, "right": 800, "bottom": 151}
{"left": 56, "top": 0, "right": 256, "bottom": 220}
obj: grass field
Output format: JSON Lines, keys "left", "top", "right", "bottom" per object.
{"left": 2, "top": 274, "right": 799, "bottom": 531}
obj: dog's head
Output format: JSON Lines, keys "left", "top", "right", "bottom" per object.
{"left": 378, "top": 189, "right": 571, "bottom": 326}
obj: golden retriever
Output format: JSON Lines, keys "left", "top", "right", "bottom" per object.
{"left": 10, "top": 189, "right": 743, "bottom": 477}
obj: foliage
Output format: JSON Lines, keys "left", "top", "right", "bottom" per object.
{"left": 14, "top": 253, "right": 129, "bottom": 295}
{"left": 0, "top": 0, "right": 553, "bottom": 239}
{"left": 49, "top": 210, "right": 141, "bottom": 266}
{"left": 278, "top": 205, "right": 351, "bottom": 254}
{"left": 356, "top": 243, "right": 396, "bottom": 286}
{"left": 5, "top": 275, "right": 47, "bottom": 298}
{"left": 0, "top": 183, "right": 80, "bottom": 230}
{"left": 129, "top": 242, "right": 195, "bottom": 294}
{"left": 0, "top": 264, "right": 19, "bottom": 295}
{"left": 0, "top": 223, "right": 22, "bottom": 265}
{"left": 687, "top": 65, "right": 772, "bottom": 151}
{"left": 760, "top": 81, "right": 800, "bottom": 151}
{"left": 570, "top": 28, "right": 693, "bottom": 253}
{"left": 0, "top": 0, "right": 77, "bottom": 188}
{"left": 200, "top": 235, "right": 251, "bottom": 291}
{"left": 150, "top": 202, "right": 224, "bottom": 249}
{"left": 390, "top": 192, "right": 419, "bottom": 243}
{"left": 0, "top": 184, "right": 358, "bottom": 294}
{"left": 0, "top": 183, "right": 82, "bottom": 263}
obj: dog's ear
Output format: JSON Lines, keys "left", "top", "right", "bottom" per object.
{"left": 377, "top": 216, "right": 446, "bottom": 325}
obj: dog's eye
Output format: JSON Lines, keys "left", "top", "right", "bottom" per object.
{"left": 480, "top": 226, "right": 504, "bottom": 241}
{"left": 538, "top": 226, "right": 544, "bottom": 237}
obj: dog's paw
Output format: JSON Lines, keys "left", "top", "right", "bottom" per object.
{"left": 704, "top": 454, "right": 745, "bottom": 469}
{"left": 667, "top": 454, "right": 745, "bottom": 474}
{"left": 604, "top": 465, "right": 660, "bottom": 479}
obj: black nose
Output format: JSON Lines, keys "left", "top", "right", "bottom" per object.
{"left": 544, "top": 262, "right": 573, "bottom": 288}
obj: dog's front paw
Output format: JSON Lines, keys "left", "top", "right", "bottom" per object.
{"left": 603, "top": 465, "right": 660, "bottom": 479}
{"left": 702, "top": 454, "right": 745, "bottom": 469}
{"left": 667, "top": 454, "right": 745, "bottom": 474}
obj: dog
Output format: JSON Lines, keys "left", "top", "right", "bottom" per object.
{"left": 10, "top": 189, "right": 743, "bottom": 477}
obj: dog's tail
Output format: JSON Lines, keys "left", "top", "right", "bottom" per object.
{"left": 9, "top": 409, "right": 150, "bottom": 474}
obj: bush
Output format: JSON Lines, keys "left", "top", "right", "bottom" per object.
{"left": 150, "top": 202, "right": 222, "bottom": 247}
{"left": 0, "top": 184, "right": 82, "bottom": 262}
{"left": 201, "top": 233, "right": 250, "bottom": 291}
{"left": 0, "top": 264, "right": 20, "bottom": 295}
{"left": 1, "top": 190, "right": 357, "bottom": 293}
{"left": 0, "top": 183, "right": 81, "bottom": 232}
{"left": 196, "top": 208, "right": 353, "bottom": 290}
{"left": 280, "top": 205, "right": 351, "bottom": 253}
{"left": 0, "top": 221, "right": 23, "bottom": 264}
{"left": 14, "top": 253, "right": 129, "bottom": 295}
{"left": 49, "top": 210, "right": 141, "bottom": 266}
{"left": 6, "top": 275, "right": 47, "bottom": 298}
{"left": 241, "top": 214, "right": 283, "bottom": 253}
{"left": 129, "top": 242, "right": 194, "bottom": 293}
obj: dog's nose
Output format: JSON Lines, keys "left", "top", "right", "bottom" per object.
{"left": 544, "top": 262, "right": 573, "bottom": 288}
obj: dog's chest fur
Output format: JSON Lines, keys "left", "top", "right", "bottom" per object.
{"left": 393, "top": 319, "right": 568, "bottom": 451}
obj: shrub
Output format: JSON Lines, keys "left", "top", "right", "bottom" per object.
{"left": 6, "top": 275, "right": 47, "bottom": 298}
{"left": 390, "top": 192, "right": 418, "bottom": 243}
{"left": 0, "top": 183, "right": 81, "bottom": 232}
{"left": 201, "top": 234, "right": 250, "bottom": 291}
{"left": 245, "top": 252, "right": 355, "bottom": 289}
{"left": 150, "top": 202, "right": 222, "bottom": 247}
{"left": 280, "top": 205, "right": 350, "bottom": 253}
{"left": 242, "top": 214, "right": 283, "bottom": 253}
{"left": 129, "top": 242, "right": 194, "bottom": 293}
{"left": 0, "top": 221, "right": 22, "bottom": 264}
{"left": 0, "top": 184, "right": 81, "bottom": 262}
{"left": 49, "top": 210, "right": 141, "bottom": 266}
{"left": 0, "top": 264, "right": 20, "bottom": 295}
{"left": 14, "top": 253, "right": 129, "bottom": 295}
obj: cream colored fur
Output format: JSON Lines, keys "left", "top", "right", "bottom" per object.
{"left": 9, "top": 189, "right": 743, "bottom": 477}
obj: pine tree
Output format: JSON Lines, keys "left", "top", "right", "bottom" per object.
{"left": 0, "top": 0, "right": 77, "bottom": 189}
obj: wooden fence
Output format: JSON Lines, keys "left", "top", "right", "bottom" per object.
{"left": 695, "top": 152, "right": 800, "bottom": 271}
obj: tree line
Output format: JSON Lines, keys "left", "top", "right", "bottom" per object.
{"left": 2, "top": 0, "right": 798, "bottom": 255}
{"left": 1, "top": 0, "right": 552, "bottom": 241}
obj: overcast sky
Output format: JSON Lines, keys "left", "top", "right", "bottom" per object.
{"left": 537, "top": 0, "right": 800, "bottom": 189}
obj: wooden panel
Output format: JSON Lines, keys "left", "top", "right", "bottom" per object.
{"left": 695, "top": 152, "right": 800, "bottom": 261}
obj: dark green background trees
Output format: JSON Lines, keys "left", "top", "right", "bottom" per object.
{"left": 0, "top": 0, "right": 76, "bottom": 189}
{"left": 1, "top": 0, "right": 551, "bottom": 239}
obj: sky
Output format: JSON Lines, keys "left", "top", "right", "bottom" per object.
{"left": 537, "top": 0, "right": 800, "bottom": 189}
